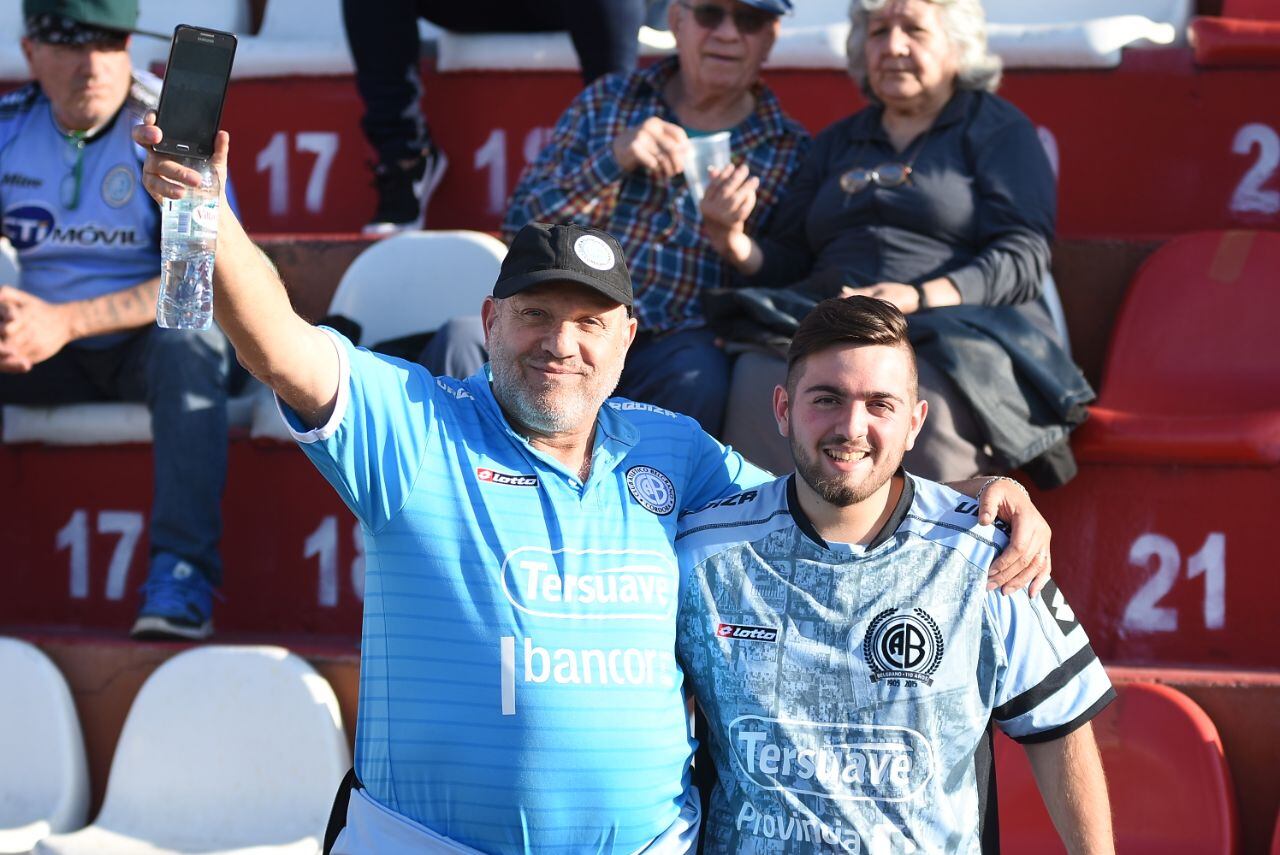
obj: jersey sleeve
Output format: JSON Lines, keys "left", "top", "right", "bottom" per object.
{"left": 988, "top": 578, "right": 1116, "bottom": 743}
{"left": 275, "top": 327, "right": 436, "bottom": 532}
{"left": 681, "top": 423, "right": 773, "bottom": 512}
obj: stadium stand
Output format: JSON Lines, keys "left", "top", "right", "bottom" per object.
{"left": 995, "top": 682, "right": 1239, "bottom": 854}
{"left": 1074, "top": 230, "right": 1280, "bottom": 465}
{"left": 0, "top": 639, "right": 88, "bottom": 854}
{"left": 1191, "top": 0, "right": 1280, "bottom": 67}
{"left": 131, "top": 0, "right": 253, "bottom": 73}
{"left": 33, "top": 646, "right": 349, "bottom": 855}
{"left": 1026, "top": 231, "right": 1280, "bottom": 670}
{"left": 231, "top": 0, "right": 354, "bottom": 79}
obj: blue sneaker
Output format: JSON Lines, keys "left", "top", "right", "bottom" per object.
{"left": 130, "top": 554, "right": 215, "bottom": 641}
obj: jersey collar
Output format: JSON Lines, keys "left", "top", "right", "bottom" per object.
{"left": 785, "top": 469, "right": 915, "bottom": 552}
{"left": 465, "top": 367, "right": 639, "bottom": 483}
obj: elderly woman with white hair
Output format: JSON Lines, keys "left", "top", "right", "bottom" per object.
{"left": 704, "top": 0, "right": 1083, "bottom": 485}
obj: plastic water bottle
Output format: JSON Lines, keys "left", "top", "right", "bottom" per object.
{"left": 157, "top": 157, "right": 220, "bottom": 330}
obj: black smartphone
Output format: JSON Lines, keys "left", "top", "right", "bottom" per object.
{"left": 154, "top": 25, "right": 237, "bottom": 159}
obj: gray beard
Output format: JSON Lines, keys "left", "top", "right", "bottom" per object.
{"left": 488, "top": 340, "right": 624, "bottom": 437}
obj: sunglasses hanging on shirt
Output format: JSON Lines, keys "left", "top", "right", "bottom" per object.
{"left": 839, "top": 127, "right": 933, "bottom": 195}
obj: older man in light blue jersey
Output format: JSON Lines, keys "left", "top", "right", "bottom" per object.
{"left": 136, "top": 115, "right": 1054, "bottom": 852}
{"left": 677, "top": 296, "right": 1113, "bottom": 854}
{"left": 0, "top": 0, "right": 231, "bottom": 641}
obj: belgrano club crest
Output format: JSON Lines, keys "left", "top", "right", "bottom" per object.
{"left": 862, "top": 608, "right": 945, "bottom": 687}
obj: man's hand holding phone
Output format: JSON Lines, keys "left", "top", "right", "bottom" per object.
{"left": 134, "top": 114, "right": 230, "bottom": 208}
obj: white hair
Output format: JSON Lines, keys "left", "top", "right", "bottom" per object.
{"left": 846, "top": 0, "right": 1002, "bottom": 101}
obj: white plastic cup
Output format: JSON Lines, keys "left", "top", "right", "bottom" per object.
{"left": 683, "top": 131, "right": 732, "bottom": 205}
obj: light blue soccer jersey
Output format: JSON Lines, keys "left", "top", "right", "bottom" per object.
{"left": 676, "top": 474, "right": 1115, "bottom": 854}
{"left": 280, "top": 330, "right": 768, "bottom": 853}
{"left": 0, "top": 74, "right": 161, "bottom": 346}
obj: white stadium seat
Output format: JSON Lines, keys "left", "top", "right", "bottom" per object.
{"left": 0, "top": 638, "right": 89, "bottom": 854}
{"left": 34, "top": 646, "right": 350, "bottom": 855}
{"left": 326, "top": 229, "right": 506, "bottom": 346}
{"left": 231, "top": 0, "right": 354, "bottom": 79}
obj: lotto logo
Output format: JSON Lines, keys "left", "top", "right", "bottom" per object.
{"left": 477, "top": 468, "right": 539, "bottom": 487}
{"left": 717, "top": 623, "right": 779, "bottom": 643}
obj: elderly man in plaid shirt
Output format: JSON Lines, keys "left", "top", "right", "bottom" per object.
{"left": 421, "top": 0, "right": 809, "bottom": 436}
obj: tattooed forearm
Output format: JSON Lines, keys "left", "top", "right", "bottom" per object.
{"left": 65, "top": 277, "right": 160, "bottom": 341}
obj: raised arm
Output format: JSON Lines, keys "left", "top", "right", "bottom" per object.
{"left": 1024, "top": 723, "right": 1115, "bottom": 855}
{"left": 133, "top": 115, "right": 338, "bottom": 427}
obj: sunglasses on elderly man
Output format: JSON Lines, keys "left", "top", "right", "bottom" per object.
{"left": 678, "top": 2, "right": 775, "bottom": 35}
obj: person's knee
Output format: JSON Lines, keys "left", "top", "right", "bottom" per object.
{"left": 145, "top": 327, "right": 231, "bottom": 389}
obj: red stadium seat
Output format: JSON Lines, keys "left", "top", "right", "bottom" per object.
{"left": 1272, "top": 809, "right": 1280, "bottom": 855}
{"left": 996, "top": 682, "right": 1239, "bottom": 854}
{"left": 1191, "top": 17, "right": 1280, "bottom": 67}
{"left": 1025, "top": 231, "right": 1280, "bottom": 669}
{"left": 1223, "top": 0, "right": 1280, "bottom": 20}
{"left": 1073, "top": 231, "right": 1280, "bottom": 464}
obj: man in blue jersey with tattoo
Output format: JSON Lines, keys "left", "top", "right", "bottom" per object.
{"left": 677, "top": 296, "right": 1114, "bottom": 854}
{"left": 136, "top": 117, "right": 1054, "bottom": 852}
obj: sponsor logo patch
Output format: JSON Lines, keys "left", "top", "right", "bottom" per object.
{"left": 499, "top": 545, "right": 676, "bottom": 621}
{"left": 729, "top": 716, "right": 934, "bottom": 802}
{"left": 101, "top": 164, "right": 135, "bottom": 208}
{"left": 717, "top": 622, "right": 779, "bottom": 643}
{"left": 476, "top": 467, "right": 539, "bottom": 488}
{"left": 0, "top": 173, "right": 42, "bottom": 189}
{"left": 861, "top": 608, "right": 944, "bottom": 687}
{"left": 1039, "top": 579, "right": 1080, "bottom": 636}
{"left": 626, "top": 465, "right": 675, "bottom": 515}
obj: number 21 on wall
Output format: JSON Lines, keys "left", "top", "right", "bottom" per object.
{"left": 1122, "top": 532, "right": 1225, "bottom": 633}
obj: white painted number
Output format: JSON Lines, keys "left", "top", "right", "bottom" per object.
{"left": 296, "top": 132, "right": 339, "bottom": 214}
{"left": 255, "top": 131, "right": 341, "bottom": 218}
{"left": 1036, "top": 125, "right": 1060, "bottom": 181}
{"left": 1186, "top": 532, "right": 1226, "bottom": 630}
{"left": 305, "top": 516, "right": 366, "bottom": 607}
{"left": 351, "top": 522, "right": 366, "bottom": 601}
{"left": 56, "top": 510, "right": 90, "bottom": 599}
{"left": 305, "top": 515, "right": 339, "bottom": 607}
{"left": 99, "top": 511, "right": 144, "bottom": 601}
{"left": 475, "top": 128, "right": 507, "bottom": 216}
{"left": 1230, "top": 123, "right": 1280, "bottom": 216}
{"left": 474, "top": 126, "right": 555, "bottom": 216}
{"left": 55, "top": 509, "right": 145, "bottom": 600}
{"left": 1123, "top": 532, "right": 1226, "bottom": 633}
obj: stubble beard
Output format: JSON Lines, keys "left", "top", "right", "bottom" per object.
{"left": 488, "top": 336, "right": 625, "bottom": 436}
{"left": 789, "top": 432, "right": 899, "bottom": 509}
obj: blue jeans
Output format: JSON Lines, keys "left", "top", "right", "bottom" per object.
{"left": 419, "top": 318, "right": 731, "bottom": 435}
{"left": 0, "top": 326, "right": 231, "bottom": 585}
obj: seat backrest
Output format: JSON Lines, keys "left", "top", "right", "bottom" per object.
{"left": 982, "top": 0, "right": 1190, "bottom": 29}
{"left": 131, "top": 0, "right": 252, "bottom": 71}
{"left": 1096, "top": 230, "right": 1280, "bottom": 414}
{"left": 329, "top": 231, "right": 507, "bottom": 347}
{"left": 94, "top": 645, "right": 349, "bottom": 846}
{"left": 997, "top": 682, "right": 1238, "bottom": 854}
{"left": 0, "top": 638, "right": 88, "bottom": 835}
{"left": 257, "top": 0, "right": 346, "bottom": 41}
{"left": 1224, "top": 0, "right": 1280, "bottom": 20}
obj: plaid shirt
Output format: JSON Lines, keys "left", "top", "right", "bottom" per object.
{"left": 503, "top": 57, "right": 810, "bottom": 335}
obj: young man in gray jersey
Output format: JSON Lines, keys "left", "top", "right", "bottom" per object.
{"left": 677, "top": 296, "right": 1114, "bottom": 854}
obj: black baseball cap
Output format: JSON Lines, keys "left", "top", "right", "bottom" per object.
{"left": 495, "top": 223, "right": 633, "bottom": 308}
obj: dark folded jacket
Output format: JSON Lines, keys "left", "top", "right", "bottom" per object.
{"left": 702, "top": 288, "right": 1095, "bottom": 489}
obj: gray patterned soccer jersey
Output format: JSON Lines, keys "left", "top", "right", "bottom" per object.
{"left": 675, "top": 473, "right": 1114, "bottom": 854}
